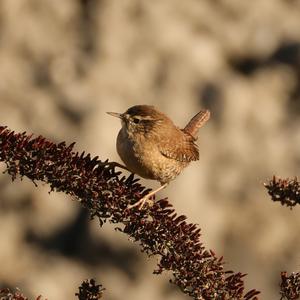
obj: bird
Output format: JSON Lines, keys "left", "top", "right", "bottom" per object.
{"left": 107, "top": 105, "right": 210, "bottom": 209}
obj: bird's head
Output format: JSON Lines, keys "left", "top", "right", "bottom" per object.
{"left": 107, "top": 105, "right": 170, "bottom": 136}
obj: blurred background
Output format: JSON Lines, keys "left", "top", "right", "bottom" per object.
{"left": 0, "top": 0, "right": 299, "bottom": 299}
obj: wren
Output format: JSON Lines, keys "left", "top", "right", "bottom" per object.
{"left": 107, "top": 105, "right": 210, "bottom": 208}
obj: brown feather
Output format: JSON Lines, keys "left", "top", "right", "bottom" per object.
{"left": 158, "top": 128, "right": 199, "bottom": 162}
{"left": 111, "top": 105, "right": 208, "bottom": 184}
{"left": 184, "top": 110, "right": 210, "bottom": 139}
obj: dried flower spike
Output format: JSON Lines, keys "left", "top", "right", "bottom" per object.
{"left": 0, "top": 126, "right": 260, "bottom": 299}
{"left": 264, "top": 176, "right": 300, "bottom": 208}
{"left": 76, "top": 279, "right": 105, "bottom": 300}
{"left": 280, "top": 271, "right": 300, "bottom": 300}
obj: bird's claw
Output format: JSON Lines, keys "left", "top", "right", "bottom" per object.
{"left": 126, "top": 196, "right": 154, "bottom": 210}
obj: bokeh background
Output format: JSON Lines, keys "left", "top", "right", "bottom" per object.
{"left": 0, "top": 1, "right": 299, "bottom": 299}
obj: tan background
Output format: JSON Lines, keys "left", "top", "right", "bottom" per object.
{"left": 0, "top": 1, "right": 300, "bottom": 299}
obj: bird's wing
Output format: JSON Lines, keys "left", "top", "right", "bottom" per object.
{"left": 158, "top": 130, "right": 199, "bottom": 162}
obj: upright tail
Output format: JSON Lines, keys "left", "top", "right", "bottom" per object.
{"left": 183, "top": 109, "right": 210, "bottom": 139}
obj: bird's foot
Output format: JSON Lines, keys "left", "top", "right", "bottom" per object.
{"left": 126, "top": 194, "right": 154, "bottom": 210}
{"left": 126, "top": 183, "right": 168, "bottom": 210}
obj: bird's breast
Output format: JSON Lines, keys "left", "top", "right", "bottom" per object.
{"left": 116, "top": 128, "right": 187, "bottom": 184}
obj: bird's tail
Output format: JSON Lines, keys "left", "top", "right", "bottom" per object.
{"left": 184, "top": 109, "right": 210, "bottom": 139}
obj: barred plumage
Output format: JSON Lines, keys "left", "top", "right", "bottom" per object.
{"left": 107, "top": 105, "right": 210, "bottom": 208}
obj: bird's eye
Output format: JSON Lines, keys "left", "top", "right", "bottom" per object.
{"left": 133, "top": 118, "right": 140, "bottom": 124}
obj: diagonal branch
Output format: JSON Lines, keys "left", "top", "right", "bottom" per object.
{"left": 0, "top": 126, "right": 259, "bottom": 300}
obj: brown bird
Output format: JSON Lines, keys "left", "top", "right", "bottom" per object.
{"left": 107, "top": 105, "right": 210, "bottom": 208}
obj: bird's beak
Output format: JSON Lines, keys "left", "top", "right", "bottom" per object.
{"left": 106, "top": 112, "right": 123, "bottom": 119}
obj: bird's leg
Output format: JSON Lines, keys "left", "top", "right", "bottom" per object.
{"left": 127, "top": 183, "right": 168, "bottom": 209}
